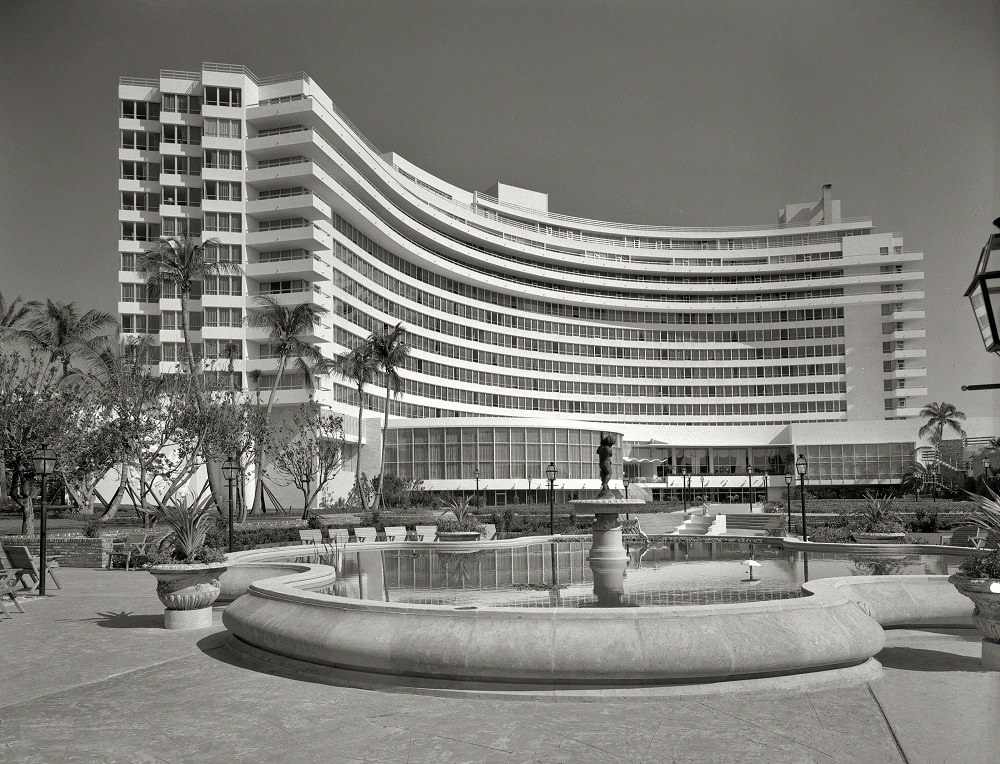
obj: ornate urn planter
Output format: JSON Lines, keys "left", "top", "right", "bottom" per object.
{"left": 148, "top": 563, "right": 228, "bottom": 630}
{"left": 948, "top": 574, "right": 1000, "bottom": 669}
{"left": 436, "top": 531, "right": 482, "bottom": 542}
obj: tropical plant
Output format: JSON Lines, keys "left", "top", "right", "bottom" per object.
{"left": 0, "top": 291, "right": 39, "bottom": 346}
{"left": 24, "top": 299, "right": 116, "bottom": 378}
{"left": 268, "top": 403, "right": 345, "bottom": 520}
{"left": 437, "top": 493, "right": 476, "bottom": 523}
{"left": 958, "top": 549, "right": 1000, "bottom": 579}
{"left": 145, "top": 497, "right": 225, "bottom": 564}
{"left": 918, "top": 402, "right": 966, "bottom": 442}
{"left": 331, "top": 341, "right": 379, "bottom": 512}
{"left": 963, "top": 486, "right": 1000, "bottom": 538}
{"left": 901, "top": 459, "right": 932, "bottom": 500}
{"left": 849, "top": 491, "right": 904, "bottom": 534}
{"left": 370, "top": 323, "right": 409, "bottom": 514}
{"left": 137, "top": 233, "right": 241, "bottom": 375}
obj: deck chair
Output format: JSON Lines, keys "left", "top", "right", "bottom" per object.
{"left": 5, "top": 546, "right": 61, "bottom": 592}
{"left": 414, "top": 524, "right": 438, "bottom": 541}
{"left": 381, "top": 526, "right": 407, "bottom": 541}
{"left": 326, "top": 528, "right": 350, "bottom": 546}
{"left": 481, "top": 523, "right": 497, "bottom": 541}
{"left": 108, "top": 532, "right": 150, "bottom": 571}
{"left": 352, "top": 526, "right": 377, "bottom": 543}
{"left": 0, "top": 569, "right": 26, "bottom": 619}
{"left": 298, "top": 529, "right": 323, "bottom": 545}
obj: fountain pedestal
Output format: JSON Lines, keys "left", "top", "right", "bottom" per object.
{"left": 571, "top": 497, "right": 646, "bottom": 606}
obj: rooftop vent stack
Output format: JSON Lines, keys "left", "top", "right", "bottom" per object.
{"left": 822, "top": 184, "right": 833, "bottom": 224}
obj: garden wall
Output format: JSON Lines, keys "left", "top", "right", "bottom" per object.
{"left": 1, "top": 534, "right": 111, "bottom": 568}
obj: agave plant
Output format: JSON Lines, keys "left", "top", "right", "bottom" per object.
{"left": 148, "top": 497, "right": 224, "bottom": 563}
{"left": 850, "top": 491, "right": 904, "bottom": 534}
{"left": 438, "top": 493, "right": 475, "bottom": 522}
{"left": 964, "top": 486, "right": 1000, "bottom": 539}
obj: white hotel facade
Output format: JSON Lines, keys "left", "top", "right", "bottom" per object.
{"left": 118, "top": 63, "right": 973, "bottom": 505}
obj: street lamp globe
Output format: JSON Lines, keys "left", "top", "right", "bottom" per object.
{"left": 965, "top": 218, "right": 1000, "bottom": 353}
{"left": 32, "top": 447, "right": 56, "bottom": 476}
{"left": 795, "top": 454, "right": 808, "bottom": 477}
{"left": 222, "top": 456, "right": 239, "bottom": 481}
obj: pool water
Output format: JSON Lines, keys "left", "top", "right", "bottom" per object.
{"left": 305, "top": 540, "right": 966, "bottom": 609}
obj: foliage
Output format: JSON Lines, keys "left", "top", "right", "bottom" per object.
{"left": 437, "top": 493, "right": 476, "bottom": 523}
{"left": 371, "top": 474, "right": 427, "bottom": 510}
{"left": 491, "top": 506, "right": 517, "bottom": 535}
{"left": 760, "top": 501, "right": 783, "bottom": 514}
{"left": 848, "top": 492, "right": 904, "bottom": 534}
{"left": 23, "top": 299, "right": 116, "bottom": 378}
{"left": 145, "top": 496, "right": 222, "bottom": 563}
{"left": 958, "top": 550, "right": 1000, "bottom": 579}
{"left": 908, "top": 506, "right": 939, "bottom": 533}
{"left": 963, "top": 486, "right": 1000, "bottom": 537}
{"left": 807, "top": 525, "right": 854, "bottom": 543}
{"left": 331, "top": 342, "right": 378, "bottom": 513}
{"left": 268, "top": 403, "right": 345, "bottom": 520}
{"left": 203, "top": 523, "right": 300, "bottom": 552}
{"left": 436, "top": 517, "right": 487, "bottom": 535}
{"left": 370, "top": 322, "right": 410, "bottom": 515}
{"left": 918, "top": 401, "right": 966, "bottom": 441}
{"left": 850, "top": 554, "right": 913, "bottom": 576}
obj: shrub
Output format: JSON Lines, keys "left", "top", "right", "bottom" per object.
{"left": 958, "top": 549, "right": 1000, "bottom": 579}
{"left": 808, "top": 525, "right": 854, "bottom": 543}
{"left": 436, "top": 517, "right": 486, "bottom": 535}
{"left": 908, "top": 506, "right": 939, "bottom": 533}
{"left": 203, "top": 524, "right": 300, "bottom": 552}
{"left": 848, "top": 492, "right": 904, "bottom": 535}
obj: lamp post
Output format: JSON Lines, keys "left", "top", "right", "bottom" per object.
{"left": 795, "top": 454, "right": 808, "bottom": 540}
{"left": 474, "top": 467, "right": 480, "bottom": 510}
{"left": 965, "top": 217, "right": 1000, "bottom": 354}
{"left": 746, "top": 462, "right": 753, "bottom": 512}
{"left": 545, "top": 462, "right": 557, "bottom": 536}
{"left": 622, "top": 474, "right": 630, "bottom": 500}
{"left": 683, "top": 467, "right": 691, "bottom": 512}
{"left": 784, "top": 469, "right": 793, "bottom": 534}
{"left": 984, "top": 456, "right": 991, "bottom": 491}
{"left": 222, "top": 456, "right": 239, "bottom": 553}
{"left": 32, "top": 446, "right": 56, "bottom": 597}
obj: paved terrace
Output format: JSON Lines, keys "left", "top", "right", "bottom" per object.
{"left": 1, "top": 569, "right": 998, "bottom": 763}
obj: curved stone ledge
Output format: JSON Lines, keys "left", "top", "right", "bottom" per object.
{"left": 222, "top": 569, "right": 885, "bottom": 686}
{"left": 218, "top": 562, "right": 335, "bottom": 604}
{"left": 781, "top": 537, "right": 988, "bottom": 557}
{"left": 802, "top": 575, "right": 973, "bottom": 628}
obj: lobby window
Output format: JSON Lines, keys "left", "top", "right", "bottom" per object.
{"left": 121, "top": 99, "right": 159, "bottom": 120}
{"left": 161, "top": 94, "right": 201, "bottom": 114}
{"left": 204, "top": 86, "right": 242, "bottom": 107}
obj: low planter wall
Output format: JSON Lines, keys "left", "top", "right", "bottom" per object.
{"left": 1, "top": 534, "right": 111, "bottom": 568}
{"left": 802, "top": 576, "right": 973, "bottom": 628}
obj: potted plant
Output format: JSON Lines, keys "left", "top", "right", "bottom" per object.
{"left": 145, "top": 498, "right": 228, "bottom": 629}
{"left": 849, "top": 491, "right": 906, "bottom": 544}
{"left": 435, "top": 494, "right": 486, "bottom": 541}
{"left": 949, "top": 488, "right": 1000, "bottom": 666}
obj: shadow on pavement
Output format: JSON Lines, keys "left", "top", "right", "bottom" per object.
{"left": 877, "top": 646, "right": 988, "bottom": 672}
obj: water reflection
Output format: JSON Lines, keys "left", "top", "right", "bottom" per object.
{"left": 300, "top": 541, "right": 968, "bottom": 609}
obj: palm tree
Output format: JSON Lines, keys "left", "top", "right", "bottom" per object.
{"left": 918, "top": 402, "right": 967, "bottom": 442}
{"left": 25, "top": 300, "right": 116, "bottom": 378}
{"left": 244, "top": 296, "right": 328, "bottom": 513}
{"left": 137, "top": 234, "right": 241, "bottom": 375}
{"left": 370, "top": 323, "right": 409, "bottom": 514}
{"left": 331, "top": 341, "right": 379, "bottom": 512}
{"left": 0, "top": 291, "right": 39, "bottom": 346}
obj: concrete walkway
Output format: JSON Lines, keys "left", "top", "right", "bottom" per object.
{"left": 0, "top": 569, "right": 997, "bottom": 763}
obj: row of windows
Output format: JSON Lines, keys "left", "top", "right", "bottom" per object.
{"left": 121, "top": 130, "right": 159, "bottom": 151}
{"left": 121, "top": 192, "right": 158, "bottom": 211}
{"left": 329, "top": 380, "right": 848, "bottom": 421}
{"left": 332, "top": 214, "right": 851, "bottom": 305}
{"left": 203, "top": 307, "right": 243, "bottom": 327}
{"left": 162, "top": 186, "right": 200, "bottom": 206}
{"left": 204, "top": 181, "right": 242, "bottom": 201}
{"left": 162, "top": 125, "right": 201, "bottom": 145}
{"left": 123, "top": 246, "right": 238, "bottom": 272}
{"left": 202, "top": 276, "right": 243, "bottom": 296}
{"left": 161, "top": 94, "right": 200, "bottom": 113}
{"left": 121, "top": 222, "right": 159, "bottom": 241}
{"left": 203, "top": 339, "right": 243, "bottom": 358}
{"left": 204, "top": 150, "right": 242, "bottom": 170}
{"left": 203, "top": 212, "right": 242, "bottom": 232}
{"left": 120, "top": 314, "right": 159, "bottom": 333}
{"left": 163, "top": 156, "right": 201, "bottom": 176}
{"left": 121, "top": 100, "right": 159, "bottom": 120}
{"left": 121, "top": 161, "right": 158, "bottom": 181}
{"left": 203, "top": 118, "right": 242, "bottom": 138}
{"left": 162, "top": 217, "right": 200, "bottom": 237}
{"left": 204, "top": 86, "right": 241, "bottom": 107}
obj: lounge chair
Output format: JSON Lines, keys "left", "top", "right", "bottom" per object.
{"left": 381, "top": 526, "right": 407, "bottom": 542}
{"left": 298, "top": 529, "right": 323, "bottom": 545}
{"left": 108, "top": 532, "right": 151, "bottom": 571}
{"left": 352, "top": 526, "right": 377, "bottom": 543}
{"left": 4, "top": 546, "right": 61, "bottom": 592}
{"left": 414, "top": 524, "right": 438, "bottom": 541}
{"left": 0, "top": 569, "right": 26, "bottom": 619}
{"left": 327, "top": 528, "right": 350, "bottom": 546}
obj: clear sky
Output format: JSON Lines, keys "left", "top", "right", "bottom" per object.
{"left": 1, "top": 0, "right": 997, "bottom": 419}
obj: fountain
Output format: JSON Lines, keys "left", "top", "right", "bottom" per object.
{"left": 570, "top": 433, "right": 645, "bottom": 605}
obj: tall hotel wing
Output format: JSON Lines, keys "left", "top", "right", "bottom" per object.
{"left": 118, "top": 64, "right": 930, "bottom": 503}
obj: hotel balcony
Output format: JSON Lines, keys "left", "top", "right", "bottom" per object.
{"left": 246, "top": 221, "right": 332, "bottom": 250}
{"left": 119, "top": 177, "right": 161, "bottom": 194}
{"left": 246, "top": 128, "right": 323, "bottom": 163}
{"left": 245, "top": 159, "right": 317, "bottom": 190}
{"left": 246, "top": 191, "right": 331, "bottom": 222}
{"left": 890, "top": 348, "right": 927, "bottom": 361}
{"left": 246, "top": 253, "right": 331, "bottom": 282}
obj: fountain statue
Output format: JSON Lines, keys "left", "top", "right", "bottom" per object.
{"left": 570, "top": 432, "right": 646, "bottom": 605}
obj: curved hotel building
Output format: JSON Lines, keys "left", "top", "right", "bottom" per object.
{"left": 118, "top": 64, "right": 942, "bottom": 505}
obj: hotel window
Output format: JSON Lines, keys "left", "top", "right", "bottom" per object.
{"left": 203, "top": 118, "right": 241, "bottom": 138}
{"left": 203, "top": 307, "right": 243, "bottom": 327}
{"left": 121, "top": 100, "right": 160, "bottom": 120}
{"left": 203, "top": 212, "right": 242, "bottom": 232}
{"left": 160, "top": 94, "right": 201, "bottom": 114}
{"left": 120, "top": 161, "right": 159, "bottom": 181}
{"left": 120, "top": 314, "right": 160, "bottom": 334}
{"left": 120, "top": 283, "right": 153, "bottom": 303}
{"left": 160, "top": 311, "right": 182, "bottom": 330}
{"left": 162, "top": 156, "right": 202, "bottom": 176}
{"left": 203, "top": 339, "right": 242, "bottom": 359}
{"left": 204, "top": 149, "right": 243, "bottom": 169}
{"left": 121, "top": 192, "right": 158, "bottom": 211}
{"left": 161, "top": 125, "right": 201, "bottom": 145}
{"left": 203, "top": 181, "right": 242, "bottom": 201}
{"left": 161, "top": 217, "right": 201, "bottom": 237}
{"left": 204, "top": 243, "right": 242, "bottom": 263}
{"left": 120, "top": 130, "right": 160, "bottom": 151}
{"left": 203, "top": 86, "right": 242, "bottom": 107}
{"left": 161, "top": 186, "right": 201, "bottom": 207}
{"left": 121, "top": 222, "right": 159, "bottom": 241}
{"left": 203, "top": 275, "right": 242, "bottom": 296}
{"left": 260, "top": 279, "right": 308, "bottom": 294}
